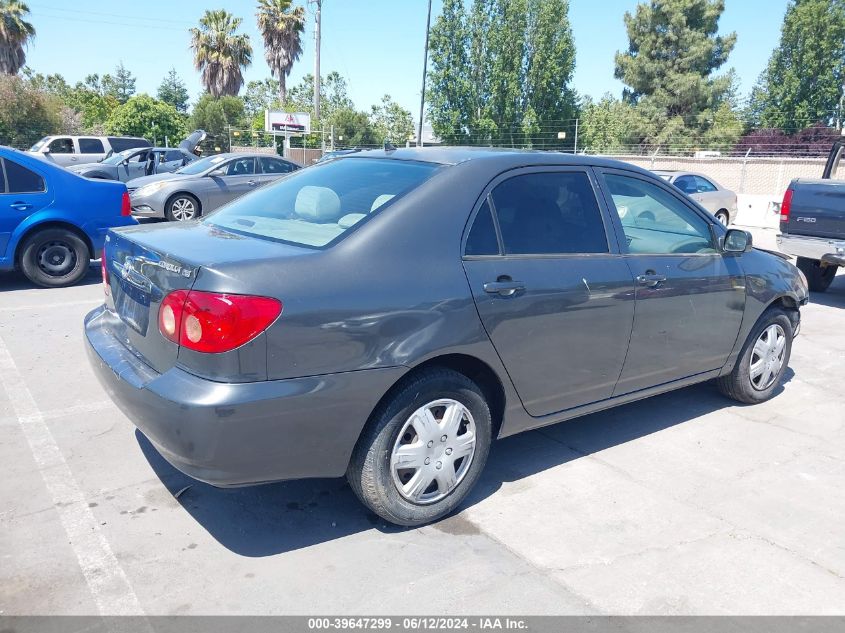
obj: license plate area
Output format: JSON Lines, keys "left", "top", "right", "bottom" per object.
{"left": 114, "top": 276, "right": 151, "bottom": 335}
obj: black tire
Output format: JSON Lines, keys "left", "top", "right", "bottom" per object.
{"left": 796, "top": 257, "right": 837, "bottom": 293}
{"left": 347, "top": 368, "right": 492, "bottom": 527}
{"left": 715, "top": 210, "right": 730, "bottom": 225}
{"left": 19, "top": 228, "right": 89, "bottom": 288}
{"left": 164, "top": 193, "right": 200, "bottom": 222}
{"left": 717, "top": 307, "right": 793, "bottom": 404}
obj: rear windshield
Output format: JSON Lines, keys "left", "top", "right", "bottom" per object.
{"left": 206, "top": 158, "right": 440, "bottom": 248}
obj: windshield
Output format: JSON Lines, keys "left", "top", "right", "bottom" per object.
{"left": 206, "top": 158, "right": 440, "bottom": 248}
{"left": 101, "top": 149, "right": 140, "bottom": 165}
{"left": 29, "top": 137, "right": 50, "bottom": 152}
{"left": 175, "top": 154, "right": 228, "bottom": 175}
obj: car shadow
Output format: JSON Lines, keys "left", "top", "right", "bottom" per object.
{"left": 138, "top": 372, "right": 793, "bottom": 558}
{"left": 804, "top": 273, "right": 845, "bottom": 309}
{"left": 0, "top": 263, "right": 102, "bottom": 291}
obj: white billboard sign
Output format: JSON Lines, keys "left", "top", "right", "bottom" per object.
{"left": 265, "top": 111, "right": 311, "bottom": 135}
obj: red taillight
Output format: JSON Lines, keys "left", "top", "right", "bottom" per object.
{"left": 780, "top": 188, "right": 793, "bottom": 224}
{"left": 101, "top": 245, "right": 110, "bottom": 296}
{"left": 121, "top": 191, "right": 131, "bottom": 217}
{"left": 158, "top": 290, "right": 282, "bottom": 353}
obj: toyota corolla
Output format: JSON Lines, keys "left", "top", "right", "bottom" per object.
{"left": 86, "top": 148, "right": 808, "bottom": 526}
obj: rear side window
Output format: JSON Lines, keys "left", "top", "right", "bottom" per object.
{"left": 207, "top": 158, "right": 439, "bottom": 248}
{"left": 490, "top": 172, "right": 609, "bottom": 255}
{"left": 695, "top": 176, "right": 717, "bottom": 192}
{"left": 164, "top": 150, "right": 183, "bottom": 162}
{"left": 79, "top": 138, "right": 105, "bottom": 154}
{"left": 108, "top": 137, "right": 150, "bottom": 152}
{"left": 3, "top": 159, "right": 46, "bottom": 193}
{"left": 465, "top": 200, "right": 499, "bottom": 256}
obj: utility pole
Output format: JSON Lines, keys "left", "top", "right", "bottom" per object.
{"left": 310, "top": 0, "right": 322, "bottom": 123}
{"left": 417, "top": 0, "right": 432, "bottom": 148}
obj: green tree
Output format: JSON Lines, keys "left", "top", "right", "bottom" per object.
{"left": 256, "top": 0, "right": 305, "bottom": 104}
{"left": 750, "top": 0, "right": 845, "bottom": 130}
{"left": 244, "top": 77, "right": 280, "bottom": 117}
{"left": 157, "top": 68, "right": 190, "bottom": 113}
{"left": 190, "top": 93, "right": 246, "bottom": 136}
{"left": 427, "top": 0, "right": 577, "bottom": 147}
{"left": 0, "top": 74, "right": 58, "bottom": 147}
{"left": 613, "top": 0, "right": 737, "bottom": 150}
{"left": 579, "top": 94, "right": 643, "bottom": 153}
{"left": 106, "top": 94, "right": 187, "bottom": 144}
{"left": 190, "top": 9, "right": 252, "bottom": 97}
{"left": 102, "top": 62, "right": 136, "bottom": 104}
{"left": 0, "top": 0, "right": 35, "bottom": 75}
{"left": 370, "top": 94, "right": 414, "bottom": 144}
{"left": 327, "top": 107, "right": 378, "bottom": 147}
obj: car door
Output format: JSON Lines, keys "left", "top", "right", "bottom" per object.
{"left": 44, "top": 137, "right": 77, "bottom": 167}
{"left": 0, "top": 158, "right": 52, "bottom": 259}
{"left": 78, "top": 138, "right": 108, "bottom": 164}
{"left": 207, "top": 157, "right": 259, "bottom": 210}
{"left": 462, "top": 168, "right": 636, "bottom": 417}
{"left": 597, "top": 169, "right": 746, "bottom": 395}
{"left": 117, "top": 150, "right": 150, "bottom": 182}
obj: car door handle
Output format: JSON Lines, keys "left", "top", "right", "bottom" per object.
{"left": 10, "top": 202, "right": 33, "bottom": 211}
{"left": 483, "top": 280, "right": 525, "bottom": 296}
{"left": 636, "top": 273, "right": 667, "bottom": 287}
{"left": 247, "top": 180, "right": 257, "bottom": 186}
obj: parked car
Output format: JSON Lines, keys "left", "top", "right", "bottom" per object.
{"left": 67, "top": 130, "right": 206, "bottom": 183}
{"left": 776, "top": 140, "right": 845, "bottom": 292}
{"left": 654, "top": 170, "right": 738, "bottom": 225}
{"left": 316, "top": 148, "right": 364, "bottom": 163}
{"left": 126, "top": 152, "right": 301, "bottom": 221}
{"left": 86, "top": 148, "right": 808, "bottom": 526}
{"left": 0, "top": 146, "right": 136, "bottom": 287}
{"left": 27, "top": 135, "right": 151, "bottom": 167}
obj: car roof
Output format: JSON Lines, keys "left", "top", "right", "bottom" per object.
{"left": 342, "top": 146, "right": 655, "bottom": 174}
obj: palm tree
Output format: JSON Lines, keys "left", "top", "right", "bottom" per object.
{"left": 190, "top": 9, "right": 252, "bottom": 98}
{"left": 0, "top": 0, "right": 35, "bottom": 75}
{"left": 256, "top": 0, "right": 305, "bottom": 105}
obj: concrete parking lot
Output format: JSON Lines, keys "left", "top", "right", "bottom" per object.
{"left": 1, "top": 225, "right": 844, "bottom": 615}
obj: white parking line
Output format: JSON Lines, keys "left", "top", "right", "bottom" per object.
{"left": 0, "top": 333, "right": 144, "bottom": 616}
{"left": 0, "top": 299, "right": 102, "bottom": 313}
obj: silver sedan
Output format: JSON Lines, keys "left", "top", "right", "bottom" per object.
{"left": 126, "top": 153, "right": 301, "bottom": 221}
{"left": 654, "top": 170, "right": 738, "bottom": 225}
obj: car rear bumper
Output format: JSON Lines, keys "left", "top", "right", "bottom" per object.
{"left": 777, "top": 233, "right": 845, "bottom": 266}
{"left": 84, "top": 306, "right": 405, "bottom": 486}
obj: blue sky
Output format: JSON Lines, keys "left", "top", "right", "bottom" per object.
{"left": 24, "top": 0, "right": 788, "bottom": 119}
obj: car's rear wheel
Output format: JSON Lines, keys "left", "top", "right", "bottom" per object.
{"left": 716, "top": 307, "right": 793, "bottom": 404}
{"left": 19, "top": 228, "right": 89, "bottom": 288}
{"left": 796, "top": 257, "right": 837, "bottom": 293}
{"left": 347, "top": 368, "right": 492, "bottom": 526}
{"left": 165, "top": 193, "right": 200, "bottom": 222}
{"left": 715, "top": 210, "right": 730, "bottom": 225}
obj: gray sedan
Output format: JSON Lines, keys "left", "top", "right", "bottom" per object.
{"left": 126, "top": 152, "right": 301, "bottom": 221}
{"left": 87, "top": 148, "right": 807, "bottom": 526}
{"left": 654, "top": 170, "right": 738, "bottom": 225}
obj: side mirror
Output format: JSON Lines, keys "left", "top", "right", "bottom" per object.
{"left": 208, "top": 168, "right": 226, "bottom": 178}
{"left": 43, "top": 147, "right": 51, "bottom": 154}
{"left": 121, "top": 159, "right": 130, "bottom": 166}
{"left": 723, "top": 229, "right": 753, "bottom": 253}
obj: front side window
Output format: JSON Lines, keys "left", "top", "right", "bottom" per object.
{"left": 225, "top": 157, "right": 256, "bottom": 176}
{"left": 489, "top": 172, "right": 609, "bottom": 255}
{"left": 207, "top": 158, "right": 439, "bottom": 248}
{"left": 3, "top": 159, "right": 46, "bottom": 193}
{"left": 48, "top": 138, "right": 74, "bottom": 154}
{"left": 260, "top": 157, "right": 294, "bottom": 174}
{"left": 604, "top": 174, "right": 716, "bottom": 255}
{"left": 79, "top": 138, "right": 105, "bottom": 154}
{"left": 673, "top": 175, "right": 697, "bottom": 194}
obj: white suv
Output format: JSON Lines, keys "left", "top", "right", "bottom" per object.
{"left": 27, "top": 135, "right": 151, "bottom": 167}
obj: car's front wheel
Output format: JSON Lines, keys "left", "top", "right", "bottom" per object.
{"left": 717, "top": 307, "right": 794, "bottom": 404}
{"left": 347, "top": 368, "right": 492, "bottom": 526}
{"left": 19, "top": 228, "right": 89, "bottom": 288}
{"left": 165, "top": 193, "right": 200, "bottom": 222}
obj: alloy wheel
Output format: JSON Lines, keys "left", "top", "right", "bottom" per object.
{"left": 170, "top": 198, "right": 196, "bottom": 221}
{"left": 390, "top": 399, "right": 477, "bottom": 504}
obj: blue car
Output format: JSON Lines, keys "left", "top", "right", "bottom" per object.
{"left": 0, "top": 146, "right": 137, "bottom": 287}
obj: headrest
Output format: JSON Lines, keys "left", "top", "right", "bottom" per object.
{"left": 370, "top": 194, "right": 395, "bottom": 212}
{"left": 337, "top": 213, "right": 366, "bottom": 228}
{"left": 295, "top": 186, "right": 341, "bottom": 222}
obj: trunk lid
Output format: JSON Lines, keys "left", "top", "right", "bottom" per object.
{"left": 103, "top": 222, "right": 312, "bottom": 376}
{"left": 783, "top": 179, "right": 845, "bottom": 239}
